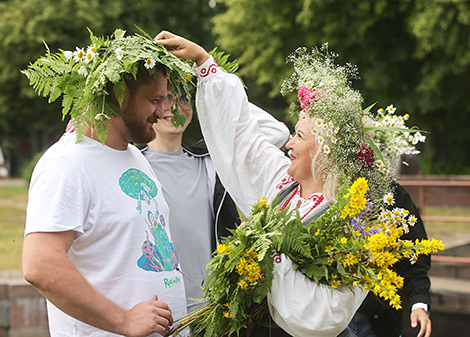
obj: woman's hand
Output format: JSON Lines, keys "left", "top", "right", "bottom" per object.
{"left": 154, "top": 31, "right": 210, "bottom": 66}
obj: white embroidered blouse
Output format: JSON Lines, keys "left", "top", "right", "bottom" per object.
{"left": 194, "top": 56, "right": 367, "bottom": 337}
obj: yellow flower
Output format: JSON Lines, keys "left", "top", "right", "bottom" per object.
{"left": 343, "top": 253, "right": 358, "bottom": 267}
{"left": 341, "top": 177, "right": 369, "bottom": 218}
{"left": 340, "top": 237, "right": 348, "bottom": 244}
{"left": 255, "top": 196, "right": 269, "bottom": 210}
{"left": 217, "top": 244, "right": 231, "bottom": 254}
{"left": 389, "top": 295, "right": 403, "bottom": 310}
{"left": 238, "top": 280, "right": 248, "bottom": 290}
{"left": 331, "top": 279, "right": 341, "bottom": 289}
{"left": 236, "top": 257, "right": 248, "bottom": 275}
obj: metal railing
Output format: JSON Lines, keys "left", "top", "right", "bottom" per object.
{"left": 398, "top": 179, "right": 470, "bottom": 223}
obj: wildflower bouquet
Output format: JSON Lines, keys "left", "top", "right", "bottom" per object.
{"left": 275, "top": 177, "right": 443, "bottom": 310}
{"left": 169, "top": 178, "right": 444, "bottom": 336}
{"left": 169, "top": 198, "right": 295, "bottom": 336}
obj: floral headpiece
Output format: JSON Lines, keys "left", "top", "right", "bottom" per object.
{"left": 22, "top": 27, "right": 195, "bottom": 143}
{"left": 282, "top": 44, "right": 425, "bottom": 201}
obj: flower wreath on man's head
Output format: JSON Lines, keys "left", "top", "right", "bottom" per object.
{"left": 22, "top": 26, "right": 195, "bottom": 144}
{"left": 281, "top": 43, "right": 425, "bottom": 201}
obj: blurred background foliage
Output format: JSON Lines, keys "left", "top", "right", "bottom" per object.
{"left": 0, "top": 0, "right": 469, "bottom": 177}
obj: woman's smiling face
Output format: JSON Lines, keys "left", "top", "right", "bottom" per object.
{"left": 285, "top": 118, "right": 318, "bottom": 183}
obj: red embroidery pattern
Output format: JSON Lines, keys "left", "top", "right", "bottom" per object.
{"left": 200, "top": 63, "right": 219, "bottom": 78}
{"left": 276, "top": 175, "right": 295, "bottom": 190}
{"left": 278, "top": 185, "right": 324, "bottom": 220}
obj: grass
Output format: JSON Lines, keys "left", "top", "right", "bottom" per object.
{"left": 0, "top": 182, "right": 469, "bottom": 270}
{"left": 0, "top": 183, "right": 28, "bottom": 270}
{"left": 0, "top": 184, "right": 28, "bottom": 200}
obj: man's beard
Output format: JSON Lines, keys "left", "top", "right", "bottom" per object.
{"left": 122, "top": 103, "right": 159, "bottom": 144}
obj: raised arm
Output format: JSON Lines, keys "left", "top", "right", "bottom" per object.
{"left": 249, "top": 102, "right": 290, "bottom": 150}
{"left": 156, "top": 32, "right": 291, "bottom": 215}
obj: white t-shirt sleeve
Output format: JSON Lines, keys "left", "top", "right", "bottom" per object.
{"left": 25, "top": 156, "right": 90, "bottom": 236}
{"left": 267, "top": 254, "right": 368, "bottom": 337}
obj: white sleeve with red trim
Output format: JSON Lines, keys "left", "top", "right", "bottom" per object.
{"left": 194, "top": 56, "right": 291, "bottom": 216}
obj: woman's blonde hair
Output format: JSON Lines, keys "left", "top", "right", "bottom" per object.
{"left": 297, "top": 111, "right": 340, "bottom": 201}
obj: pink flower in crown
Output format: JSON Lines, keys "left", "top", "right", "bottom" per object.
{"left": 298, "top": 86, "right": 323, "bottom": 111}
{"left": 356, "top": 144, "right": 375, "bottom": 169}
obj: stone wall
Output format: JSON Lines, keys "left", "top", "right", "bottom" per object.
{"left": 0, "top": 279, "right": 48, "bottom": 337}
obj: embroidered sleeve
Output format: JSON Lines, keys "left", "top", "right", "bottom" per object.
{"left": 194, "top": 56, "right": 220, "bottom": 82}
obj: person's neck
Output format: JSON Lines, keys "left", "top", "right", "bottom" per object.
{"left": 83, "top": 124, "right": 128, "bottom": 151}
{"left": 147, "top": 133, "right": 183, "bottom": 152}
{"left": 298, "top": 179, "right": 324, "bottom": 199}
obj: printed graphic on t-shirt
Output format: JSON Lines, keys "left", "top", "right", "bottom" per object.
{"left": 119, "top": 168, "right": 178, "bottom": 272}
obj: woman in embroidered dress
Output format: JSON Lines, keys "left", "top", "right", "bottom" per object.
{"left": 155, "top": 32, "right": 371, "bottom": 337}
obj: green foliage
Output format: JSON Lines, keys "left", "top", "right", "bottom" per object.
{"left": 213, "top": 0, "right": 470, "bottom": 174}
{"left": 0, "top": 0, "right": 222, "bottom": 155}
{"left": 0, "top": 184, "right": 28, "bottom": 271}
{"left": 20, "top": 150, "right": 44, "bottom": 184}
{"left": 1, "top": 0, "right": 469, "bottom": 173}
{"left": 21, "top": 27, "right": 195, "bottom": 142}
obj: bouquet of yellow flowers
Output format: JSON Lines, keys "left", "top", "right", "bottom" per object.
{"left": 168, "top": 197, "right": 294, "bottom": 336}
{"left": 168, "top": 178, "right": 444, "bottom": 336}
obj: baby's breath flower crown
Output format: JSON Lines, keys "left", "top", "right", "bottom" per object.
{"left": 282, "top": 44, "right": 425, "bottom": 201}
{"left": 21, "top": 27, "right": 195, "bottom": 143}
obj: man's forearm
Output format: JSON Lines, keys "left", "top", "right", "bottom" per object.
{"left": 23, "top": 233, "right": 128, "bottom": 335}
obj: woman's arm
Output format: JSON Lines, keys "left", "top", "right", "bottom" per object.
{"left": 156, "top": 32, "right": 291, "bottom": 215}
{"left": 267, "top": 254, "right": 368, "bottom": 337}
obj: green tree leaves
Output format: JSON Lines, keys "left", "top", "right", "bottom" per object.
{"left": 212, "top": 0, "right": 470, "bottom": 173}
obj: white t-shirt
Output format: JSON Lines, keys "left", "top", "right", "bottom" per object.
{"left": 25, "top": 133, "right": 187, "bottom": 336}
